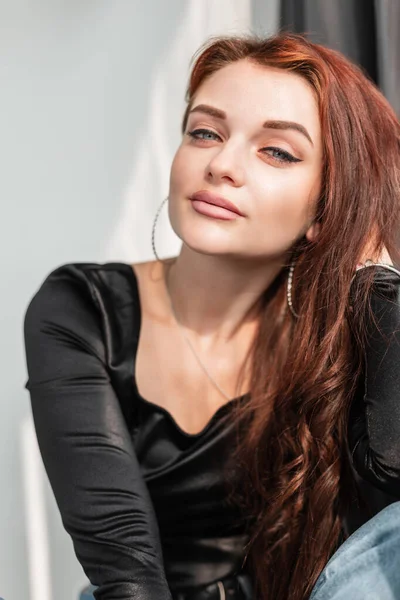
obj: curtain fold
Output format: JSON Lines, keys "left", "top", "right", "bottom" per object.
{"left": 275, "top": 0, "right": 399, "bottom": 114}
{"left": 375, "top": 0, "right": 400, "bottom": 114}
{"left": 280, "top": 0, "right": 378, "bottom": 83}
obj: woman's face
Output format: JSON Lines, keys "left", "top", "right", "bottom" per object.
{"left": 168, "top": 59, "right": 323, "bottom": 261}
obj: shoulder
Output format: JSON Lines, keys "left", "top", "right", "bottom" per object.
{"left": 35, "top": 261, "right": 137, "bottom": 300}
{"left": 25, "top": 261, "right": 138, "bottom": 311}
{"left": 351, "top": 264, "right": 400, "bottom": 319}
{"left": 353, "top": 263, "right": 400, "bottom": 292}
{"left": 23, "top": 261, "right": 139, "bottom": 355}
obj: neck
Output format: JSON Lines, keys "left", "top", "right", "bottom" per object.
{"left": 164, "top": 245, "right": 285, "bottom": 349}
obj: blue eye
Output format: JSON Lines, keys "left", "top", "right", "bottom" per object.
{"left": 261, "top": 147, "right": 301, "bottom": 164}
{"left": 187, "top": 128, "right": 221, "bottom": 141}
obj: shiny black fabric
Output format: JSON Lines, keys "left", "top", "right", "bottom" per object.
{"left": 23, "top": 262, "right": 400, "bottom": 599}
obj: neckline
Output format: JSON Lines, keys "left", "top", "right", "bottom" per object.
{"left": 135, "top": 387, "right": 246, "bottom": 438}
{"left": 122, "top": 261, "right": 248, "bottom": 439}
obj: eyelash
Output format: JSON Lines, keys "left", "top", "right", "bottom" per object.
{"left": 186, "top": 128, "right": 302, "bottom": 164}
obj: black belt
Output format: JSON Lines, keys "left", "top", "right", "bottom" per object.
{"left": 173, "top": 572, "right": 254, "bottom": 600}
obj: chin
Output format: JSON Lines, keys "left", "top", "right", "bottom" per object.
{"left": 184, "top": 232, "right": 245, "bottom": 260}
{"left": 169, "top": 202, "right": 245, "bottom": 256}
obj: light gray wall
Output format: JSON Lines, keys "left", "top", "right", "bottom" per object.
{"left": 252, "top": 0, "right": 280, "bottom": 35}
{"left": 1, "top": 2, "right": 255, "bottom": 599}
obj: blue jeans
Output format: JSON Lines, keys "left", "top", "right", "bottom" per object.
{"left": 310, "top": 501, "right": 400, "bottom": 599}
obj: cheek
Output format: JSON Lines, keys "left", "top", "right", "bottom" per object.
{"left": 168, "top": 151, "right": 182, "bottom": 196}
{"left": 248, "top": 170, "right": 320, "bottom": 251}
{"left": 257, "top": 168, "right": 320, "bottom": 222}
{"left": 168, "top": 148, "right": 193, "bottom": 237}
{"left": 169, "top": 147, "right": 196, "bottom": 197}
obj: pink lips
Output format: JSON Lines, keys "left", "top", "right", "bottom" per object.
{"left": 190, "top": 190, "right": 245, "bottom": 218}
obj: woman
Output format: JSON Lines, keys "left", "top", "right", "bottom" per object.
{"left": 23, "top": 32, "right": 400, "bottom": 600}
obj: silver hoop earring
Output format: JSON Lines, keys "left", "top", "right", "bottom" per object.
{"left": 151, "top": 196, "right": 169, "bottom": 261}
{"left": 287, "top": 259, "right": 299, "bottom": 319}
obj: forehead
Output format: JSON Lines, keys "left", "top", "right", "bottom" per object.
{"left": 192, "top": 59, "right": 321, "bottom": 140}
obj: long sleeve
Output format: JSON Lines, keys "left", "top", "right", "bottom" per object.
{"left": 348, "top": 265, "right": 400, "bottom": 498}
{"left": 23, "top": 265, "right": 173, "bottom": 600}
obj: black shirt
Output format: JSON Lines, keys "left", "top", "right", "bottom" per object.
{"left": 23, "top": 262, "right": 400, "bottom": 599}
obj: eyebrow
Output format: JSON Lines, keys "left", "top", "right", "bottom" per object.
{"left": 188, "top": 104, "right": 314, "bottom": 147}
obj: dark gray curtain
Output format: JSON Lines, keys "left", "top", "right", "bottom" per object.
{"left": 375, "top": 0, "right": 400, "bottom": 116}
{"left": 278, "top": 0, "right": 399, "bottom": 114}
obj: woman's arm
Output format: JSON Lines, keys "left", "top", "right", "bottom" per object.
{"left": 23, "top": 266, "right": 173, "bottom": 600}
{"left": 348, "top": 264, "right": 400, "bottom": 498}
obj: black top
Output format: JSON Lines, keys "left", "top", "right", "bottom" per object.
{"left": 23, "top": 262, "right": 400, "bottom": 600}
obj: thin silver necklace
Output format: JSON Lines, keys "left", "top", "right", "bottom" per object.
{"left": 164, "top": 263, "right": 232, "bottom": 401}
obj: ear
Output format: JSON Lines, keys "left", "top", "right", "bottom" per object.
{"left": 305, "top": 221, "right": 321, "bottom": 243}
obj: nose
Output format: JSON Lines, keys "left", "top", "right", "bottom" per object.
{"left": 205, "top": 142, "right": 245, "bottom": 187}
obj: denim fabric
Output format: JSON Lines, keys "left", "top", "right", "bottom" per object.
{"left": 79, "top": 585, "right": 96, "bottom": 600}
{"left": 310, "top": 501, "right": 400, "bottom": 600}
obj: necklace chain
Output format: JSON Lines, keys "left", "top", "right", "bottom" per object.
{"left": 165, "top": 263, "right": 232, "bottom": 401}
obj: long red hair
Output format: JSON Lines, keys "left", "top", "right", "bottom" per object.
{"left": 180, "top": 33, "right": 400, "bottom": 599}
